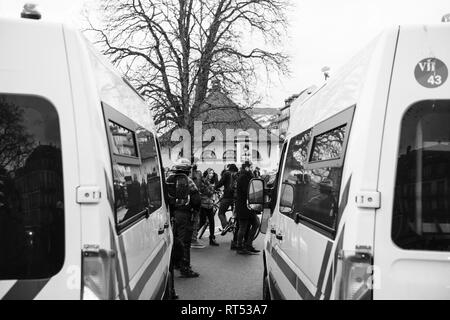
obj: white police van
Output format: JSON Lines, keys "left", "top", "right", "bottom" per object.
{"left": 249, "top": 23, "right": 450, "bottom": 300}
{"left": 0, "top": 10, "right": 172, "bottom": 300}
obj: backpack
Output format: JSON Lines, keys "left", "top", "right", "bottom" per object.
{"left": 166, "top": 174, "right": 190, "bottom": 209}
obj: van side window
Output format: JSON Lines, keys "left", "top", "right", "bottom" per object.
{"left": 109, "top": 121, "right": 138, "bottom": 157}
{"left": 392, "top": 100, "right": 450, "bottom": 252}
{"left": 0, "top": 94, "right": 64, "bottom": 280}
{"left": 280, "top": 129, "right": 312, "bottom": 218}
{"left": 280, "top": 107, "right": 354, "bottom": 238}
{"left": 103, "top": 104, "right": 163, "bottom": 231}
{"left": 310, "top": 125, "right": 346, "bottom": 162}
{"left": 137, "top": 129, "right": 163, "bottom": 214}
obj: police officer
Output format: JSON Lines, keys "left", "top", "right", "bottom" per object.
{"left": 167, "top": 158, "right": 201, "bottom": 278}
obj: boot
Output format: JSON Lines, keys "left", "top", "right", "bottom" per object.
{"left": 245, "top": 245, "right": 260, "bottom": 254}
{"left": 180, "top": 266, "right": 200, "bottom": 278}
{"left": 209, "top": 236, "right": 219, "bottom": 246}
{"left": 236, "top": 244, "right": 251, "bottom": 255}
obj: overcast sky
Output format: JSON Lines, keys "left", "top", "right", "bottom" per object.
{"left": 1, "top": 0, "right": 449, "bottom": 109}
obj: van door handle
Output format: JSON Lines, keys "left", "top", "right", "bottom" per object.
{"left": 270, "top": 227, "right": 277, "bottom": 234}
{"left": 276, "top": 232, "right": 283, "bottom": 241}
{"left": 294, "top": 213, "right": 302, "bottom": 224}
{"left": 158, "top": 228, "right": 165, "bottom": 235}
{"left": 164, "top": 222, "right": 170, "bottom": 229}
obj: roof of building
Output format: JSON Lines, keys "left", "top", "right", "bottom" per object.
{"left": 246, "top": 108, "right": 280, "bottom": 128}
{"left": 160, "top": 86, "right": 280, "bottom": 146}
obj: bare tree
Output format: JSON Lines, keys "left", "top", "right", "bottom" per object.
{"left": 85, "top": 0, "right": 290, "bottom": 149}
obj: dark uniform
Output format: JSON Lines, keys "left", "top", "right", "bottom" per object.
{"left": 167, "top": 166, "right": 201, "bottom": 278}
{"left": 235, "top": 162, "right": 260, "bottom": 255}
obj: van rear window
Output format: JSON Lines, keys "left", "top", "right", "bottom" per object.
{"left": 393, "top": 100, "right": 450, "bottom": 252}
{"left": 0, "top": 94, "right": 64, "bottom": 279}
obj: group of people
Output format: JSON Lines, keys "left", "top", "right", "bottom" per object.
{"left": 166, "top": 158, "right": 263, "bottom": 282}
{"left": 215, "top": 162, "right": 262, "bottom": 255}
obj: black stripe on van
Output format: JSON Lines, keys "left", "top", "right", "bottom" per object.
{"left": 271, "top": 248, "right": 297, "bottom": 291}
{"left": 315, "top": 241, "right": 333, "bottom": 299}
{"left": 109, "top": 222, "right": 127, "bottom": 299}
{"left": 104, "top": 170, "right": 115, "bottom": 212}
{"left": 337, "top": 176, "right": 351, "bottom": 227}
{"left": 2, "top": 279, "right": 50, "bottom": 300}
{"left": 322, "top": 225, "right": 345, "bottom": 300}
{"left": 333, "top": 226, "right": 345, "bottom": 279}
{"left": 151, "top": 271, "right": 168, "bottom": 300}
{"left": 323, "top": 269, "right": 333, "bottom": 300}
{"left": 268, "top": 272, "right": 285, "bottom": 300}
{"left": 117, "top": 233, "right": 133, "bottom": 298}
{"left": 271, "top": 247, "right": 314, "bottom": 300}
{"left": 130, "top": 241, "right": 168, "bottom": 299}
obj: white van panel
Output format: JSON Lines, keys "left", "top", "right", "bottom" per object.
{"left": 288, "top": 35, "right": 379, "bottom": 137}
{"left": 85, "top": 41, "right": 156, "bottom": 132}
{"left": 63, "top": 25, "right": 171, "bottom": 300}
{"left": 375, "top": 24, "right": 450, "bottom": 300}
{"left": 1, "top": 17, "right": 172, "bottom": 300}
{"left": 267, "top": 27, "right": 400, "bottom": 300}
{"left": 0, "top": 18, "right": 81, "bottom": 299}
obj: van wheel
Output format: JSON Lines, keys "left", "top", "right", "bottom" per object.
{"left": 163, "top": 271, "right": 174, "bottom": 300}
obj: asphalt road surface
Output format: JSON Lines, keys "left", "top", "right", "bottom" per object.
{"left": 174, "top": 217, "right": 265, "bottom": 300}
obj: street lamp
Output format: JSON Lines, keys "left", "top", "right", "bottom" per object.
{"left": 321, "top": 66, "right": 330, "bottom": 81}
{"left": 21, "top": 3, "right": 41, "bottom": 20}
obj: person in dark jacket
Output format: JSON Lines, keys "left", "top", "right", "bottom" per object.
{"left": 253, "top": 167, "right": 261, "bottom": 178}
{"left": 167, "top": 159, "right": 201, "bottom": 278}
{"left": 190, "top": 165, "right": 205, "bottom": 248}
{"left": 214, "top": 164, "right": 239, "bottom": 229}
{"left": 235, "top": 162, "right": 260, "bottom": 255}
{"left": 199, "top": 168, "right": 219, "bottom": 246}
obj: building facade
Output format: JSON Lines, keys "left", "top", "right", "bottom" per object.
{"left": 271, "top": 86, "right": 317, "bottom": 140}
{"left": 159, "top": 84, "right": 282, "bottom": 174}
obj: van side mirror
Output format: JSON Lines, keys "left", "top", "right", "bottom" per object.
{"left": 247, "top": 178, "right": 265, "bottom": 212}
{"left": 279, "top": 182, "right": 294, "bottom": 214}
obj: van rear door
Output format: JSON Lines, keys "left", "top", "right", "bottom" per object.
{"left": 374, "top": 25, "right": 450, "bottom": 299}
{"left": 0, "top": 19, "right": 81, "bottom": 299}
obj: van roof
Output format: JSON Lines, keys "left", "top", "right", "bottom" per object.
{"left": 287, "top": 26, "right": 398, "bottom": 138}
{"left": 287, "top": 23, "right": 450, "bottom": 138}
{"left": 0, "top": 16, "right": 156, "bottom": 133}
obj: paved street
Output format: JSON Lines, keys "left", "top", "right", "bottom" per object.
{"left": 174, "top": 215, "right": 265, "bottom": 300}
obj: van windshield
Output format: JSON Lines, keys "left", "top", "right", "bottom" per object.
{"left": 393, "top": 100, "right": 450, "bottom": 252}
{"left": 0, "top": 94, "right": 64, "bottom": 279}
